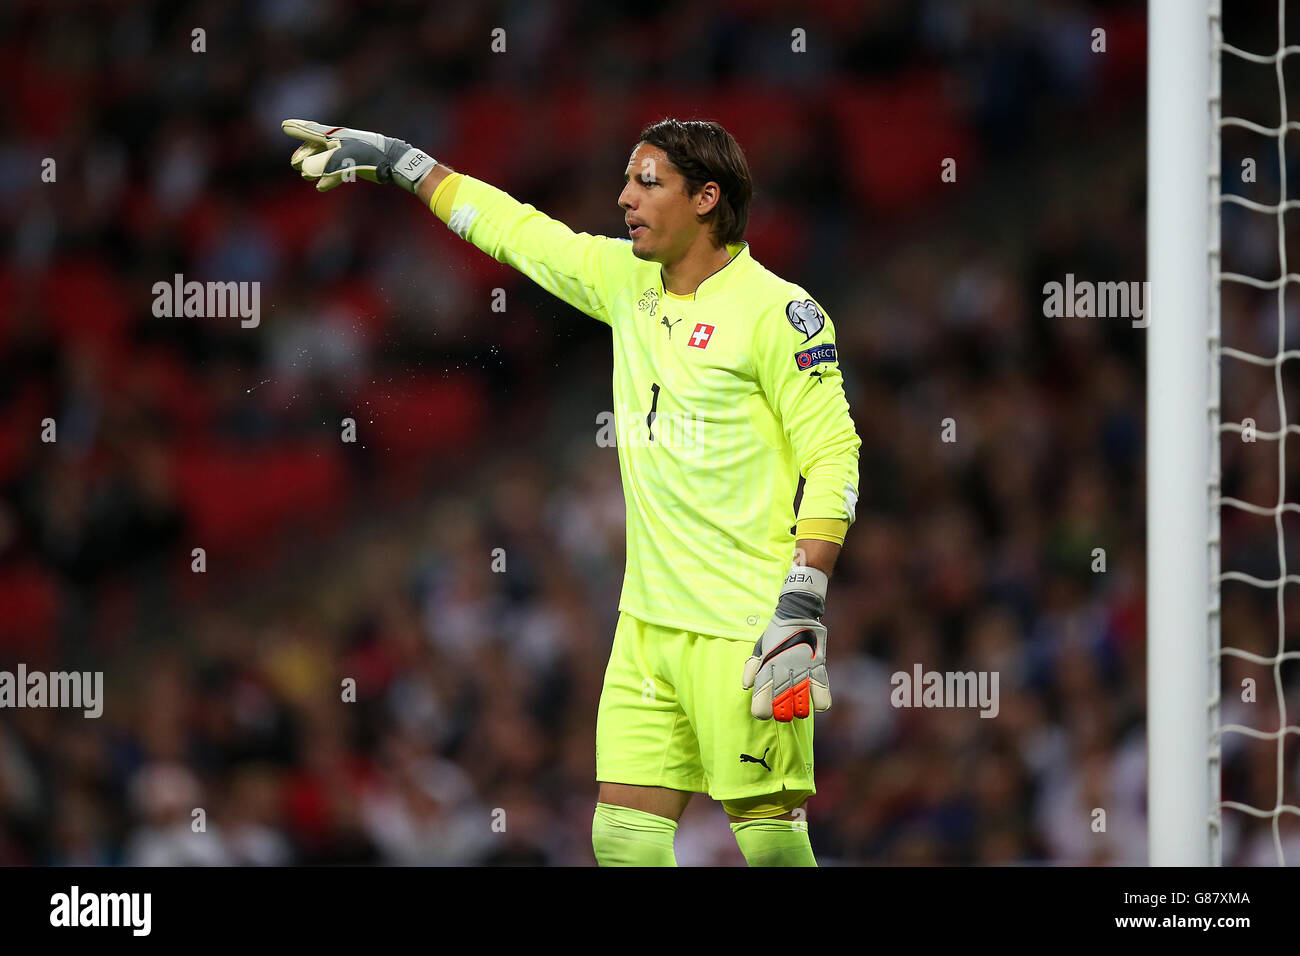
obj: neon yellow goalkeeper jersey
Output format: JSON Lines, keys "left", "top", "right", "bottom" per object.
{"left": 431, "top": 174, "right": 860, "bottom": 641}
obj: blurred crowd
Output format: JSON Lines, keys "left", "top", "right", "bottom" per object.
{"left": 1, "top": 0, "right": 1297, "bottom": 865}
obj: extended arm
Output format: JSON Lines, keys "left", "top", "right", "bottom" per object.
{"left": 283, "top": 118, "right": 631, "bottom": 326}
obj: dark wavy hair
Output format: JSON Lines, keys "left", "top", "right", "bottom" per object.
{"left": 637, "top": 118, "right": 753, "bottom": 245}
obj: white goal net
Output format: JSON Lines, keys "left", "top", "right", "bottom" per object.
{"left": 1209, "top": 0, "right": 1300, "bottom": 866}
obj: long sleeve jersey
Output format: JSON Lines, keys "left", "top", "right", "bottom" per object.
{"left": 431, "top": 173, "right": 860, "bottom": 640}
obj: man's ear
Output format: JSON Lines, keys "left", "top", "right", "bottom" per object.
{"left": 694, "top": 181, "right": 721, "bottom": 216}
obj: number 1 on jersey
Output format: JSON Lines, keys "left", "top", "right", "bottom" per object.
{"left": 647, "top": 382, "right": 660, "bottom": 442}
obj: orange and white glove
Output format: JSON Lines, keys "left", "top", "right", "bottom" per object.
{"left": 742, "top": 564, "right": 831, "bottom": 721}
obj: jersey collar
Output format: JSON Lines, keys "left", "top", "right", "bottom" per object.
{"left": 660, "top": 241, "right": 751, "bottom": 301}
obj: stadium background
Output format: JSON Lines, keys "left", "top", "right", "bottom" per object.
{"left": 0, "top": 0, "right": 1293, "bottom": 865}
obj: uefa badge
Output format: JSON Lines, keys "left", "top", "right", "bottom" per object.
{"left": 785, "top": 299, "right": 825, "bottom": 342}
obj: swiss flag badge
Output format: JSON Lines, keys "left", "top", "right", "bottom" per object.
{"left": 688, "top": 323, "right": 715, "bottom": 349}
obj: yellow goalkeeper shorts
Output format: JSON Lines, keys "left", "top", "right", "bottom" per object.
{"left": 595, "top": 611, "right": 816, "bottom": 805}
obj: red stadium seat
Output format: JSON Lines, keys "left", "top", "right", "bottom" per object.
{"left": 0, "top": 562, "right": 58, "bottom": 654}
{"left": 830, "top": 75, "right": 973, "bottom": 214}
{"left": 0, "top": 383, "right": 48, "bottom": 484}
{"left": 356, "top": 374, "right": 486, "bottom": 468}
{"left": 130, "top": 349, "right": 213, "bottom": 434}
{"left": 174, "top": 443, "right": 348, "bottom": 557}
{"left": 322, "top": 279, "right": 391, "bottom": 344}
{"left": 256, "top": 189, "right": 337, "bottom": 258}
{"left": 40, "top": 259, "right": 132, "bottom": 353}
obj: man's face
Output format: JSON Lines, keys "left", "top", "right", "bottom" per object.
{"left": 619, "top": 143, "right": 711, "bottom": 262}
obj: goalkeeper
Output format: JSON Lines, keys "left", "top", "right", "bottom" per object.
{"left": 283, "top": 118, "right": 861, "bottom": 867}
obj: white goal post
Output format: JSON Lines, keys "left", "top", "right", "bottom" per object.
{"left": 1147, "top": 0, "right": 1213, "bottom": 867}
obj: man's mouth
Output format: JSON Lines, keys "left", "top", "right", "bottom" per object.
{"left": 627, "top": 221, "right": 647, "bottom": 238}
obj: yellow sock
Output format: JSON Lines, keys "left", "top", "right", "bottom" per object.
{"left": 592, "top": 802, "right": 678, "bottom": 867}
{"left": 730, "top": 818, "right": 817, "bottom": 866}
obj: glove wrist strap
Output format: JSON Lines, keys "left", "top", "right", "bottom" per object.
{"left": 776, "top": 564, "right": 828, "bottom": 619}
{"left": 389, "top": 145, "right": 438, "bottom": 192}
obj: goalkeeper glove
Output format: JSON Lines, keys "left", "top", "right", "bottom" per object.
{"left": 282, "top": 119, "right": 438, "bottom": 193}
{"left": 742, "top": 564, "right": 832, "bottom": 722}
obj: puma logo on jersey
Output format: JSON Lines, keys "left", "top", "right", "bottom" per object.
{"left": 661, "top": 315, "right": 681, "bottom": 338}
{"left": 740, "top": 747, "right": 772, "bottom": 771}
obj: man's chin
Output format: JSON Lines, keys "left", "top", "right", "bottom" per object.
{"left": 630, "top": 240, "right": 659, "bottom": 262}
